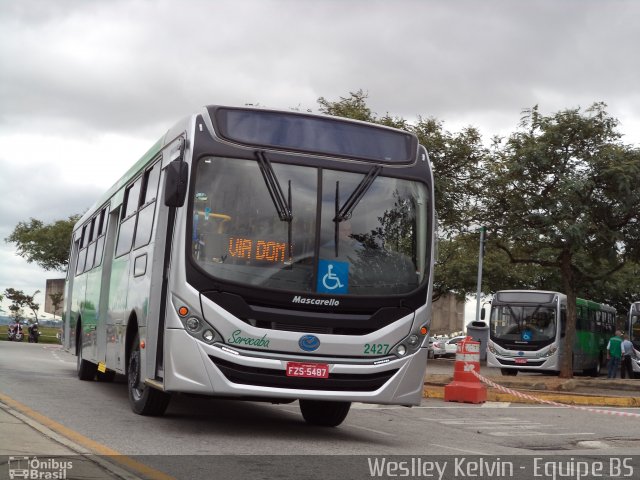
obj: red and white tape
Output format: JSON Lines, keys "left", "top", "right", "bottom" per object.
{"left": 467, "top": 365, "right": 640, "bottom": 418}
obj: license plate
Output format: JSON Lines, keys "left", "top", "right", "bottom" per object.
{"left": 286, "top": 362, "right": 329, "bottom": 378}
{"left": 515, "top": 358, "right": 527, "bottom": 364}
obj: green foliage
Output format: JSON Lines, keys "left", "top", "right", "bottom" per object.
{"left": 4, "top": 288, "right": 40, "bottom": 322}
{"left": 317, "top": 89, "right": 374, "bottom": 122}
{"left": 49, "top": 292, "right": 64, "bottom": 319}
{"left": 5, "top": 215, "right": 79, "bottom": 271}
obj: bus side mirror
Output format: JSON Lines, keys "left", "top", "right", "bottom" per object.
{"left": 164, "top": 159, "right": 188, "bottom": 207}
{"left": 480, "top": 308, "right": 486, "bottom": 320}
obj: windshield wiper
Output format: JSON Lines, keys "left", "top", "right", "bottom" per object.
{"left": 256, "top": 151, "right": 293, "bottom": 222}
{"left": 256, "top": 151, "right": 293, "bottom": 262}
{"left": 333, "top": 165, "right": 381, "bottom": 256}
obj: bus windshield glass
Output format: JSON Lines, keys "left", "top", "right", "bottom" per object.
{"left": 490, "top": 305, "right": 557, "bottom": 343}
{"left": 191, "top": 157, "right": 428, "bottom": 295}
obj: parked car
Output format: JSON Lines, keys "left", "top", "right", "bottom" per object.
{"left": 428, "top": 337, "right": 448, "bottom": 358}
{"left": 443, "top": 336, "right": 467, "bottom": 357}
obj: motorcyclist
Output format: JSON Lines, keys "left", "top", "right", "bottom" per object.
{"left": 28, "top": 322, "right": 40, "bottom": 343}
{"left": 8, "top": 320, "right": 23, "bottom": 341}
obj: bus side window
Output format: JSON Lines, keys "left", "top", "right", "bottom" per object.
{"left": 560, "top": 308, "right": 566, "bottom": 337}
{"left": 76, "top": 225, "right": 88, "bottom": 276}
{"left": 116, "top": 179, "right": 143, "bottom": 257}
{"left": 134, "top": 161, "right": 161, "bottom": 250}
{"left": 94, "top": 207, "right": 109, "bottom": 268}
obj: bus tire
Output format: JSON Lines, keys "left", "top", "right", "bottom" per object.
{"left": 500, "top": 368, "right": 518, "bottom": 376}
{"left": 77, "top": 330, "right": 97, "bottom": 381}
{"left": 299, "top": 399, "right": 351, "bottom": 427}
{"left": 127, "top": 333, "right": 170, "bottom": 416}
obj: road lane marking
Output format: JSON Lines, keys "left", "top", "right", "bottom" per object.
{"left": 427, "top": 443, "right": 487, "bottom": 455}
{"left": 348, "top": 424, "right": 396, "bottom": 437}
{"left": 0, "top": 392, "right": 175, "bottom": 480}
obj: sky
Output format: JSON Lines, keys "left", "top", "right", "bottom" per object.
{"left": 1, "top": 0, "right": 639, "bottom": 319}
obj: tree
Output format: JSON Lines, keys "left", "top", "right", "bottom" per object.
{"left": 49, "top": 292, "right": 64, "bottom": 320}
{"left": 4, "top": 288, "right": 40, "bottom": 323}
{"left": 5, "top": 215, "right": 79, "bottom": 271}
{"left": 482, "top": 103, "right": 640, "bottom": 377}
{"left": 317, "top": 89, "right": 374, "bottom": 122}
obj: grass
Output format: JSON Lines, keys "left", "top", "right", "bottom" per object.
{"left": 0, "top": 325, "right": 62, "bottom": 345}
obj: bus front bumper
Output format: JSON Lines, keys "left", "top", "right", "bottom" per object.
{"left": 162, "top": 329, "right": 428, "bottom": 406}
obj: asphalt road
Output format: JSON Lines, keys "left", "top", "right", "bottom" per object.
{"left": 1, "top": 342, "right": 639, "bottom": 479}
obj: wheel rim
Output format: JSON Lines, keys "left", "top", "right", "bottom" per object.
{"left": 128, "top": 349, "right": 144, "bottom": 401}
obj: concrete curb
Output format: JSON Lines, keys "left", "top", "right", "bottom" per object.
{"left": 423, "top": 384, "right": 640, "bottom": 407}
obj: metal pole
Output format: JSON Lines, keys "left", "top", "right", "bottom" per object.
{"left": 475, "top": 226, "right": 485, "bottom": 323}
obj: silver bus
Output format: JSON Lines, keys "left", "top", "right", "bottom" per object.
{"left": 626, "top": 302, "right": 640, "bottom": 377}
{"left": 63, "top": 105, "right": 435, "bottom": 426}
{"left": 487, "top": 290, "right": 616, "bottom": 376}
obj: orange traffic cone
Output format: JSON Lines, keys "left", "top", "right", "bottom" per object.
{"left": 444, "top": 336, "right": 487, "bottom": 404}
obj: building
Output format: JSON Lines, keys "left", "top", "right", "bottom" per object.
{"left": 44, "top": 278, "right": 65, "bottom": 317}
{"left": 430, "top": 293, "right": 465, "bottom": 335}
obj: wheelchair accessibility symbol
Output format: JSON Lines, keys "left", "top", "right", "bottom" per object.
{"left": 317, "top": 260, "right": 348, "bottom": 294}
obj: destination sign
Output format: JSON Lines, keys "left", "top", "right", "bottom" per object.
{"left": 228, "top": 236, "right": 288, "bottom": 263}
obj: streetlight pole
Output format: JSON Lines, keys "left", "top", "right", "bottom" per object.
{"left": 475, "top": 226, "right": 486, "bottom": 323}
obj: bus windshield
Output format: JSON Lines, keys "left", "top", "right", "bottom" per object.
{"left": 490, "top": 305, "right": 557, "bottom": 343}
{"left": 190, "top": 156, "right": 428, "bottom": 295}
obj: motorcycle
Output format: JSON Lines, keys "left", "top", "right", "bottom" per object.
{"left": 7, "top": 322, "right": 24, "bottom": 342}
{"left": 28, "top": 323, "right": 40, "bottom": 343}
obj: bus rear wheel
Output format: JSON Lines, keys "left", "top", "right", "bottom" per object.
{"left": 127, "top": 334, "right": 171, "bottom": 416}
{"left": 299, "top": 399, "right": 351, "bottom": 427}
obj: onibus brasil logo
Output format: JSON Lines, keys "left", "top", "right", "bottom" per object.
{"left": 8, "top": 456, "right": 73, "bottom": 479}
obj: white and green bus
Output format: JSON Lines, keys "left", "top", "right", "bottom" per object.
{"left": 63, "top": 105, "right": 435, "bottom": 426}
{"left": 486, "top": 290, "right": 616, "bottom": 376}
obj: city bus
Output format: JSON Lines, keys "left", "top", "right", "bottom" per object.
{"left": 62, "top": 105, "right": 435, "bottom": 426}
{"left": 486, "top": 290, "right": 616, "bottom": 376}
{"left": 626, "top": 302, "right": 640, "bottom": 377}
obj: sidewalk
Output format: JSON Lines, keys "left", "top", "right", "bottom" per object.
{"left": 0, "top": 402, "right": 142, "bottom": 480}
{"left": 424, "top": 371, "right": 640, "bottom": 407}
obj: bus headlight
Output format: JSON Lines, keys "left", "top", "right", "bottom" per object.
{"left": 394, "top": 324, "right": 429, "bottom": 358}
{"left": 173, "top": 296, "right": 222, "bottom": 345}
{"left": 186, "top": 317, "right": 201, "bottom": 332}
{"left": 538, "top": 346, "right": 558, "bottom": 358}
{"left": 203, "top": 330, "right": 215, "bottom": 343}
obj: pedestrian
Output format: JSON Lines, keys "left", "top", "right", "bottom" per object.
{"left": 620, "top": 333, "right": 636, "bottom": 379}
{"left": 606, "top": 330, "right": 623, "bottom": 379}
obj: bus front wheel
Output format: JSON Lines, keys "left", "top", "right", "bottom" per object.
{"left": 299, "top": 399, "right": 351, "bottom": 427}
{"left": 127, "top": 333, "right": 171, "bottom": 416}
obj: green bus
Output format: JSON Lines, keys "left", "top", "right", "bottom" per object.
{"left": 487, "top": 290, "right": 616, "bottom": 376}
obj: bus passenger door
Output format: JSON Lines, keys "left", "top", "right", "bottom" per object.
{"left": 107, "top": 206, "right": 131, "bottom": 373}
{"left": 97, "top": 208, "right": 118, "bottom": 365}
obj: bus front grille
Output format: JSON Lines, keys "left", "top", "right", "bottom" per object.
{"left": 209, "top": 356, "right": 397, "bottom": 392}
{"left": 497, "top": 358, "right": 546, "bottom": 367}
